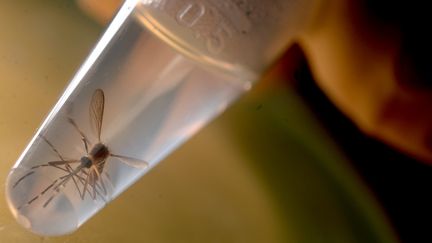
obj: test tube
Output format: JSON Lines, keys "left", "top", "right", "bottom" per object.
{"left": 5, "top": 0, "right": 319, "bottom": 236}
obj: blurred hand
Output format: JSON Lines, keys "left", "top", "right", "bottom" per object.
{"left": 299, "top": 0, "right": 432, "bottom": 163}
{"left": 76, "top": 0, "right": 122, "bottom": 24}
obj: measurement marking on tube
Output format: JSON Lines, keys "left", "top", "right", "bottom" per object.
{"left": 174, "top": 1, "right": 235, "bottom": 54}
{"left": 149, "top": 0, "right": 251, "bottom": 54}
{"left": 176, "top": 2, "right": 206, "bottom": 27}
{"left": 205, "top": 8, "right": 233, "bottom": 54}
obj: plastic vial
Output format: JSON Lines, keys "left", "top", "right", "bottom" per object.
{"left": 5, "top": 0, "right": 319, "bottom": 236}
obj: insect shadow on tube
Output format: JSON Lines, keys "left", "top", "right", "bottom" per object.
{"left": 13, "top": 89, "right": 149, "bottom": 210}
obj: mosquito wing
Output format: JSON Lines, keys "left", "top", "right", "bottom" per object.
{"left": 89, "top": 89, "right": 105, "bottom": 142}
{"left": 110, "top": 154, "right": 149, "bottom": 169}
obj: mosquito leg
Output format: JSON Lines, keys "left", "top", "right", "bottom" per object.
{"left": 72, "top": 168, "right": 106, "bottom": 202}
{"left": 71, "top": 171, "right": 86, "bottom": 200}
{"left": 17, "top": 177, "right": 61, "bottom": 210}
{"left": 12, "top": 171, "right": 35, "bottom": 188}
{"left": 42, "top": 170, "right": 78, "bottom": 208}
{"left": 48, "top": 160, "right": 80, "bottom": 167}
{"left": 95, "top": 160, "right": 107, "bottom": 195}
{"left": 67, "top": 117, "right": 91, "bottom": 153}
{"left": 29, "top": 160, "right": 79, "bottom": 171}
{"left": 85, "top": 181, "right": 104, "bottom": 201}
{"left": 43, "top": 189, "right": 58, "bottom": 208}
{"left": 71, "top": 169, "right": 94, "bottom": 199}
{"left": 30, "top": 160, "right": 77, "bottom": 172}
{"left": 105, "top": 171, "right": 112, "bottom": 182}
{"left": 73, "top": 169, "right": 93, "bottom": 200}
{"left": 30, "top": 161, "right": 78, "bottom": 175}
{"left": 81, "top": 173, "right": 105, "bottom": 201}
{"left": 39, "top": 134, "right": 65, "bottom": 161}
{"left": 13, "top": 160, "right": 79, "bottom": 188}
{"left": 93, "top": 184, "right": 107, "bottom": 203}
{"left": 83, "top": 138, "right": 89, "bottom": 154}
{"left": 65, "top": 164, "right": 83, "bottom": 199}
{"left": 15, "top": 162, "right": 83, "bottom": 208}
{"left": 30, "top": 163, "right": 67, "bottom": 173}
{"left": 85, "top": 169, "right": 97, "bottom": 200}
{"left": 30, "top": 160, "right": 81, "bottom": 172}
{"left": 99, "top": 174, "right": 107, "bottom": 196}
{"left": 74, "top": 169, "right": 107, "bottom": 202}
{"left": 90, "top": 171, "right": 97, "bottom": 200}
{"left": 91, "top": 185, "right": 98, "bottom": 201}
{"left": 41, "top": 164, "right": 85, "bottom": 208}
{"left": 81, "top": 170, "right": 91, "bottom": 200}
{"left": 92, "top": 166, "right": 107, "bottom": 195}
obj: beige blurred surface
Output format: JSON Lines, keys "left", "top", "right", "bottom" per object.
{"left": 0, "top": 1, "right": 398, "bottom": 243}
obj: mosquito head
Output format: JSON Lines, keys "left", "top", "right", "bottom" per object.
{"left": 80, "top": 156, "right": 92, "bottom": 168}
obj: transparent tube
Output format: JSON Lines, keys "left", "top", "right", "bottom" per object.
{"left": 5, "top": 0, "right": 319, "bottom": 236}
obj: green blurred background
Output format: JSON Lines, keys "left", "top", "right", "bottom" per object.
{"left": 0, "top": 1, "right": 398, "bottom": 242}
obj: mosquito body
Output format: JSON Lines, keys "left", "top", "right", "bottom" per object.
{"left": 82, "top": 143, "right": 109, "bottom": 171}
{"left": 13, "top": 89, "right": 148, "bottom": 209}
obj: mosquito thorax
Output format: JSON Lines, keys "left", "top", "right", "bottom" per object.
{"left": 90, "top": 143, "right": 110, "bottom": 161}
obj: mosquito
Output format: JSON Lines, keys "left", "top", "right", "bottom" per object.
{"left": 13, "top": 89, "right": 149, "bottom": 209}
